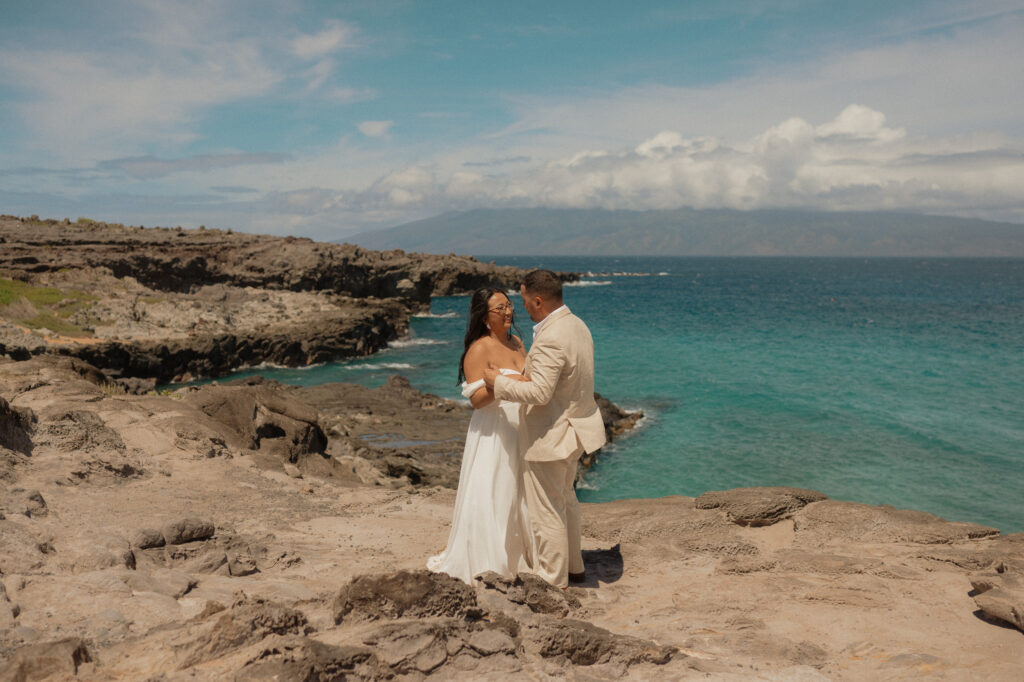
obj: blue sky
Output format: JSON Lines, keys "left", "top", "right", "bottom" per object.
{"left": 1, "top": 0, "right": 1022, "bottom": 239}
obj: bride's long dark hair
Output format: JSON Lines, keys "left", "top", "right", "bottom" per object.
{"left": 457, "top": 286, "right": 521, "bottom": 384}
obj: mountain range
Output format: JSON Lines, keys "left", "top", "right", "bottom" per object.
{"left": 349, "top": 208, "right": 1024, "bottom": 257}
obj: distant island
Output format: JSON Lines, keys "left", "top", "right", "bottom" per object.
{"left": 349, "top": 207, "right": 1024, "bottom": 257}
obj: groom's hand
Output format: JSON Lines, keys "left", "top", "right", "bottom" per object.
{"left": 482, "top": 363, "right": 499, "bottom": 387}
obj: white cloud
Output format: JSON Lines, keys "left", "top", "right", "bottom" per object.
{"left": 358, "top": 120, "right": 394, "bottom": 138}
{"left": 285, "top": 105, "right": 1023, "bottom": 231}
{"left": 0, "top": 6, "right": 281, "bottom": 165}
{"left": 291, "top": 20, "right": 358, "bottom": 59}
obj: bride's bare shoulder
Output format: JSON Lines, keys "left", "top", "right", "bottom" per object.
{"left": 465, "top": 336, "right": 495, "bottom": 360}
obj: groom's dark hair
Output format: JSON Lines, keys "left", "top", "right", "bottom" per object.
{"left": 523, "top": 269, "right": 562, "bottom": 302}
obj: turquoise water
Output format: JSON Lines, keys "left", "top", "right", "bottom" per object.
{"left": 218, "top": 257, "right": 1024, "bottom": 533}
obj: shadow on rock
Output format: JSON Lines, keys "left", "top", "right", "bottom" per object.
{"left": 579, "top": 544, "right": 624, "bottom": 587}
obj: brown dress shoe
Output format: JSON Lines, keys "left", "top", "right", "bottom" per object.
{"left": 568, "top": 571, "right": 586, "bottom": 583}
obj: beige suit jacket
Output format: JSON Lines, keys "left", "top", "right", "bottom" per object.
{"left": 493, "top": 306, "right": 607, "bottom": 462}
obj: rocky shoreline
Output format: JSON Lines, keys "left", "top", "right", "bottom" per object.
{"left": 1, "top": 217, "right": 1023, "bottom": 680}
{"left": 0, "top": 215, "right": 556, "bottom": 384}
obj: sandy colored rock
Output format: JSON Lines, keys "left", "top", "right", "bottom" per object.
{"left": 162, "top": 517, "right": 216, "bottom": 545}
{"left": 235, "top": 635, "right": 384, "bottom": 680}
{"left": 0, "top": 637, "right": 92, "bottom": 680}
{"left": 131, "top": 527, "right": 165, "bottom": 549}
{"left": 476, "top": 571, "right": 581, "bottom": 616}
{"left": 528, "top": 618, "right": 676, "bottom": 666}
{"left": 793, "top": 499, "right": 1000, "bottom": 545}
{"left": 333, "top": 569, "right": 479, "bottom": 624}
{"left": 696, "top": 486, "right": 828, "bottom": 526}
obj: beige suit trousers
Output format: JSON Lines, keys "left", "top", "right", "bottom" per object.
{"left": 522, "top": 437, "right": 585, "bottom": 589}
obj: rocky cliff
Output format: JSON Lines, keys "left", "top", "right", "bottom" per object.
{"left": 0, "top": 215, "right": 549, "bottom": 383}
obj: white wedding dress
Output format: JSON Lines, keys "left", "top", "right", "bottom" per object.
{"left": 427, "top": 369, "right": 532, "bottom": 583}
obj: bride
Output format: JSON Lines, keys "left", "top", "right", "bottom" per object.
{"left": 427, "top": 287, "right": 533, "bottom": 583}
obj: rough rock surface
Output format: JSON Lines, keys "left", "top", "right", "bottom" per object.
{"left": 970, "top": 559, "right": 1024, "bottom": 632}
{"left": 0, "top": 215, "right": 554, "bottom": 382}
{"left": 1, "top": 339, "right": 1022, "bottom": 679}
{"left": 695, "top": 486, "right": 829, "bottom": 526}
{"left": 183, "top": 381, "right": 327, "bottom": 465}
{"left": 333, "top": 569, "right": 479, "bottom": 623}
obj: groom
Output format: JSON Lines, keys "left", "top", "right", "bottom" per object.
{"left": 483, "top": 269, "right": 606, "bottom": 588}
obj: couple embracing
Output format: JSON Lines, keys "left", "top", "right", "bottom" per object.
{"left": 428, "top": 269, "right": 606, "bottom": 589}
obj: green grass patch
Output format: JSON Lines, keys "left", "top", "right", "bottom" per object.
{"left": 0, "top": 277, "right": 97, "bottom": 309}
{"left": 21, "top": 312, "right": 88, "bottom": 336}
{"left": 0, "top": 278, "right": 65, "bottom": 306}
{"left": 1, "top": 277, "right": 98, "bottom": 336}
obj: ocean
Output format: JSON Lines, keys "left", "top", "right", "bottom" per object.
{"left": 218, "top": 257, "right": 1024, "bottom": 533}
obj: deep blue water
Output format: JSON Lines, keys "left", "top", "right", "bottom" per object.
{"left": 216, "top": 257, "right": 1024, "bottom": 533}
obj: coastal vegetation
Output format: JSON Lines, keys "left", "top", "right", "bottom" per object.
{"left": 0, "top": 277, "right": 96, "bottom": 337}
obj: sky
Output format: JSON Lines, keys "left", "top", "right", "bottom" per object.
{"left": 1, "top": 0, "right": 1023, "bottom": 240}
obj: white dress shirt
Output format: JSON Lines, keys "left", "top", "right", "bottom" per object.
{"left": 532, "top": 304, "right": 567, "bottom": 339}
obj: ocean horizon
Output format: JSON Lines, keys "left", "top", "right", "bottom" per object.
{"left": 211, "top": 256, "right": 1024, "bottom": 534}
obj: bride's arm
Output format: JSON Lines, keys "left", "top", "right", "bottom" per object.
{"left": 463, "top": 343, "right": 496, "bottom": 409}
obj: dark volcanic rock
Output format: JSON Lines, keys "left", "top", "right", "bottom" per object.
{"left": 0, "top": 396, "right": 35, "bottom": 456}
{"left": 68, "top": 300, "right": 408, "bottom": 384}
{"left": 695, "top": 487, "right": 828, "bottom": 527}
{"left": 595, "top": 392, "right": 643, "bottom": 440}
{"left": 333, "top": 569, "right": 479, "bottom": 624}
{"left": 0, "top": 217, "right": 534, "bottom": 305}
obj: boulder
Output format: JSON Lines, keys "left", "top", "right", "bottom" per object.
{"left": 0, "top": 637, "right": 92, "bottom": 680}
{"left": 131, "top": 527, "right": 166, "bottom": 549}
{"left": 333, "top": 569, "right": 478, "bottom": 624}
{"left": 184, "top": 383, "right": 326, "bottom": 464}
{"left": 594, "top": 392, "right": 644, "bottom": 440}
{"left": 971, "top": 562, "right": 1024, "bottom": 632}
{"left": 162, "top": 517, "right": 215, "bottom": 545}
{"left": 695, "top": 487, "right": 828, "bottom": 526}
